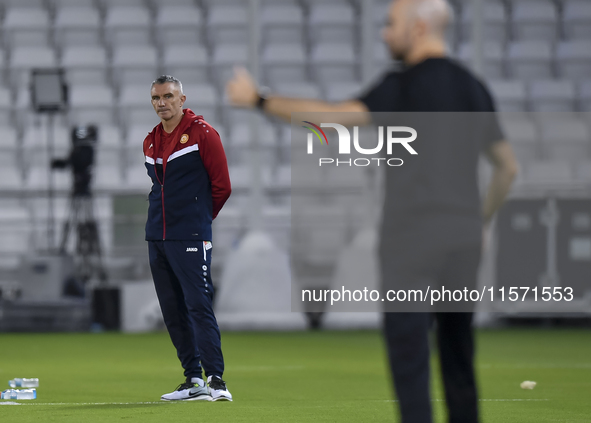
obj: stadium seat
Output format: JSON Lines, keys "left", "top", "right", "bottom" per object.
{"left": 0, "top": 125, "right": 17, "bottom": 149}
{"left": 538, "top": 116, "right": 590, "bottom": 160}
{"left": 22, "top": 124, "right": 70, "bottom": 151}
{"left": 228, "top": 165, "right": 252, "bottom": 190}
{"left": 183, "top": 84, "right": 220, "bottom": 124}
{"left": 211, "top": 206, "right": 244, "bottom": 257}
{"left": 3, "top": 0, "right": 45, "bottom": 7}
{"left": 579, "top": 80, "right": 591, "bottom": 112}
{"left": 155, "top": 5, "right": 204, "bottom": 47}
{"left": 8, "top": 46, "right": 57, "bottom": 87}
{"left": 126, "top": 109, "right": 159, "bottom": 128}
{"left": 556, "top": 41, "right": 591, "bottom": 81}
{"left": 229, "top": 121, "right": 277, "bottom": 148}
{"left": 97, "top": 124, "right": 123, "bottom": 149}
{"left": 499, "top": 115, "right": 540, "bottom": 161}
{"left": 563, "top": 0, "right": 591, "bottom": 40}
{"left": 162, "top": 45, "right": 209, "bottom": 85}
{"left": 54, "top": 6, "right": 102, "bottom": 47}
{"left": 529, "top": 80, "right": 576, "bottom": 112}
{"left": 2, "top": 6, "right": 51, "bottom": 47}
{"left": 123, "top": 161, "right": 152, "bottom": 192}
{"left": 261, "top": 43, "right": 308, "bottom": 85}
{"left": 507, "top": 40, "right": 554, "bottom": 80}
{"left": 523, "top": 160, "right": 574, "bottom": 187}
{"left": 456, "top": 41, "right": 504, "bottom": 79}
{"left": 261, "top": 4, "right": 305, "bottom": 45}
{"left": 510, "top": 0, "right": 558, "bottom": 41}
{"left": 150, "top": 0, "right": 196, "bottom": 5}
{"left": 308, "top": 3, "right": 356, "bottom": 45}
{"left": 272, "top": 164, "right": 291, "bottom": 190}
{"left": 0, "top": 166, "right": 23, "bottom": 191}
{"left": 228, "top": 122, "right": 277, "bottom": 165}
{"left": 211, "top": 44, "right": 249, "bottom": 88}
{"left": 0, "top": 49, "right": 6, "bottom": 80}
{"left": 0, "top": 203, "right": 31, "bottom": 254}
{"left": 68, "top": 84, "right": 116, "bottom": 126}
{"left": 54, "top": 0, "right": 96, "bottom": 6}
{"left": 25, "top": 166, "right": 72, "bottom": 192}
{"left": 111, "top": 45, "right": 159, "bottom": 88}
{"left": 575, "top": 161, "right": 591, "bottom": 183}
{"left": 93, "top": 164, "right": 123, "bottom": 191}
{"left": 261, "top": 205, "right": 291, "bottom": 251}
{"left": 125, "top": 123, "right": 153, "bottom": 150}
{"left": 310, "top": 43, "right": 358, "bottom": 84}
{"left": 119, "top": 84, "right": 153, "bottom": 124}
{"left": 207, "top": 5, "right": 249, "bottom": 46}
{"left": 0, "top": 87, "right": 12, "bottom": 126}
{"left": 104, "top": 6, "right": 152, "bottom": 47}
{"left": 487, "top": 80, "right": 527, "bottom": 112}
{"left": 61, "top": 45, "right": 108, "bottom": 85}
{"left": 460, "top": 0, "right": 507, "bottom": 43}
{"left": 243, "top": 164, "right": 274, "bottom": 191}
{"left": 120, "top": 84, "right": 150, "bottom": 108}
{"left": 102, "top": 0, "right": 147, "bottom": 6}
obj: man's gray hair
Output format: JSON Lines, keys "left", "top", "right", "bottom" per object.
{"left": 151, "top": 75, "right": 183, "bottom": 94}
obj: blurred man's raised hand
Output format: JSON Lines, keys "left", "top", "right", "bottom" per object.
{"left": 226, "top": 66, "right": 259, "bottom": 108}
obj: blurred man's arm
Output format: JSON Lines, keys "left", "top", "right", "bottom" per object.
{"left": 482, "top": 140, "right": 519, "bottom": 224}
{"left": 226, "top": 67, "right": 371, "bottom": 126}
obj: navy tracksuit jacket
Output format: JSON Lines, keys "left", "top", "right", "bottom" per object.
{"left": 143, "top": 109, "right": 231, "bottom": 379}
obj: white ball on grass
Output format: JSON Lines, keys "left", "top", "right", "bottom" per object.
{"left": 520, "top": 381, "right": 537, "bottom": 389}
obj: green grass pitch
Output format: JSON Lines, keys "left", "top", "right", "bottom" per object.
{"left": 0, "top": 328, "right": 590, "bottom": 422}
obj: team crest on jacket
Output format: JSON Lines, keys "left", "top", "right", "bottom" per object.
{"left": 180, "top": 134, "right": 189, "bottom": 144}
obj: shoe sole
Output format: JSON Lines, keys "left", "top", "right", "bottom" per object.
{"left": 161, "top": 394, "right": 212, "bottom": 402}
{"left": 186, "top": 394, "right": 213, "bottom": 401}
{"left": 211, "top": 396, "right": 232, "bottom": 402}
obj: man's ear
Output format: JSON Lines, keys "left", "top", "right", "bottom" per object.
{"left": 414, "top": 19, "right": 428, "bottom": 38}
{"left": 180, "top": 95, "right": 187, "bottom": 107}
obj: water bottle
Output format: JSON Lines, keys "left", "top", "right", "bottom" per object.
{"left": 1, "top": 389, "right": 37, "bottom": 400}
{"left": 9, "top": 378, "right": 39, "bottom": 388}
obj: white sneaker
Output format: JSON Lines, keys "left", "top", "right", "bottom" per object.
{"left": 207, "top": 375, "right": 232, "bottom": 401}
{"left": 161, "top": 378, "right": 211, "bottom": 401}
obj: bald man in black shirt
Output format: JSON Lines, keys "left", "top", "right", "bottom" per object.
{"left": 227, "top": 0, "right": 518, "bottom": 421}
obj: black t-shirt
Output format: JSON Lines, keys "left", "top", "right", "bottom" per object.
{"left": 357, "top": 58, "right": 504, "bottom": 246}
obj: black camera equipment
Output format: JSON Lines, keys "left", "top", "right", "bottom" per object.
{"left": 52, "top": 125, "right": 107, "bottom": 286}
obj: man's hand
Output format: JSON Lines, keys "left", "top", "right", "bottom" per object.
{"left": 226, "top": 66, "right": 259, "bottom": 108}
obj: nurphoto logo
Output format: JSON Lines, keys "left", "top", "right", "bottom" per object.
{"left": 302, "top": 121, "right": 417, "bottom": 167}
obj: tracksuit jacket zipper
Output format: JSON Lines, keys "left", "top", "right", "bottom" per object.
{"left": 154, "top": 167, "right": 166, "bottom": 240}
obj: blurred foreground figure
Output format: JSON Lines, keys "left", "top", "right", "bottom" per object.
{"left": 145, "top": 75, "right": 232, "bottom": 401}
{"left": 227, "top": 0, "right": 517, "bottom": 421}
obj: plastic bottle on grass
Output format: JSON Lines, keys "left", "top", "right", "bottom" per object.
{"left": 9, "top": 378, "right": 39, "bottom": 388}
{"left": 1, "top": 389, "right": 37, "bottom": 400}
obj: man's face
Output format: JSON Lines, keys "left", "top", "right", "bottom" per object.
{"left": 382, "top": 0, "right": 412, "bottom": 61}
{"left": 151, "top": 82, "right": 186, "bottom": 122}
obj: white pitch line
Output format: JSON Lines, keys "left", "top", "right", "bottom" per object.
{"left": 0, "top": 401, "right": 178, "bottom": 406}
{"left": 2, "top": 399, "right": 551, "bottom": 406}
{"left": 479, "top": 363, "right": 591, "bottom": 369}
{"left": 383, "top": 399, "right": 549, "bottom": 403}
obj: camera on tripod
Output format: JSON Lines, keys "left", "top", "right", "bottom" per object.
{"left": 51, "top": 125, "right": 98, "bottom": 197}
{"left": 51, "top": 124, "right": 107, "bottom": 287}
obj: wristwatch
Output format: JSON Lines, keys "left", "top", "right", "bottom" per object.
{"left": 256, "top": 86, "right": 272, "bottom": 110}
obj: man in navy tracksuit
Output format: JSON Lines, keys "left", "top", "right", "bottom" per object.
{"left": 144, "top": 75, "right": 232, "bottom": 401}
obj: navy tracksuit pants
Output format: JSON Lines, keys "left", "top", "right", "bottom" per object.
{"left": 148, "top": 240, "right": 224, "bottom": 380}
